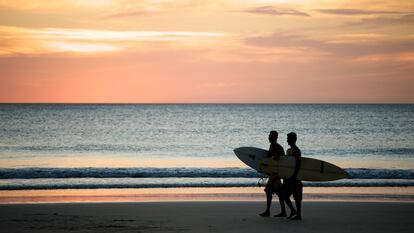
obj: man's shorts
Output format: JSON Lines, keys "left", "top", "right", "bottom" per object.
{"left": 282, "top": 179, "right": 303, "bottom": 201}
{"left": 264, "top": 176, "right": 282, "bottom": 195}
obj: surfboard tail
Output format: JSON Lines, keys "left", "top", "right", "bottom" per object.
{"left": 341, "top": 169, "right": 350, "bottom": 179}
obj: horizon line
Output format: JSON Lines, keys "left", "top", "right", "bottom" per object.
{"left": 0, "top": 102, "right": 413, "bottom": 105}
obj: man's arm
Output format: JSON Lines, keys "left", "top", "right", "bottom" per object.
{"left": 268, "top": 144, "right": 279, "bottom": 159}
{"left": 291, "top": 148, "right": 301, "bottom": 180}
{"left": 267, "top": 146, "right": 273, "bottom": 158}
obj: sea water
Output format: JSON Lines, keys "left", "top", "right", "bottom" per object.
{"left": 0, "top": 104, "right": 413, "bottom": 191}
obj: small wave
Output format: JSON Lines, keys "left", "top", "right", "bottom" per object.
{"left": 0, "top": 167, "right": 413, "bottom": 179}
{"left": 306, "top": 148, "right": 414, "bottom": 156}
{"left": 0, "top": 167, "right": 263, "bottom": 179}
{"left": 0, "top": 178, "right": 413, "bottom": 190}
{"left": 347, "top": 168, "right": 414, "bottom": 179}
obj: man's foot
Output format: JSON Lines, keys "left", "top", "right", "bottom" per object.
{"left": 286, "top": 211, "right": 297, "bottom": 220}
{"left": 274, "top": 212, "right": 287, "bottom": 217}
{"left": 259, "top": 211, "right": 270, "bottom": 217}
{"left": 290, "top": 214, "right": 302, "bottom": 221}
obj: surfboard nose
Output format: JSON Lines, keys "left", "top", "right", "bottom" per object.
{"left": 233, "top": 147, "right": 246, "bottom": 155}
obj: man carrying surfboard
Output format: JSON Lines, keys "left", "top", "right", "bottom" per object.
{"left": 259, "top": 130, "right": 287, "bottom": 217}
{"left": 236, "top": 133, "right": 347, "bottom": 220}
{"left": 283, "top": 132, "right": 303, "bottom": 220}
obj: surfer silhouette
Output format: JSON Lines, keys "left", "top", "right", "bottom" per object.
{"left": 282, "top": 132, "right": 303, "bottom": 220}
{"left": 259, "top": 131, "right": 286, "bottom": 217}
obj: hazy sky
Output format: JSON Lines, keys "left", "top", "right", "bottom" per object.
{"left": 0, "top": 0, "right": 413, "bottom": 103}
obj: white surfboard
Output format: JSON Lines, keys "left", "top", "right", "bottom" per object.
{"left": 234, "top": 147, "right": 348, "bottom": 181}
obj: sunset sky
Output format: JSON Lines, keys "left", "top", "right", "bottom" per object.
{"left": 0, "top": 0, "right": 413, "bottom": 103}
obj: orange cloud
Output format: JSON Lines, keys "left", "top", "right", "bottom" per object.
{"left": 0, "top": 26, "right": 326, "bottom": 64}
{"left": 351, "top": 52, "right": 414, "bottom": 64}
{"left": 0, "top": 26, "right": 225, "bottom": 55}
{"left": 0, "top": 0, "right": 113, "bottom": 10}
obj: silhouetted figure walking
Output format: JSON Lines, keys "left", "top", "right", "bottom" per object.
{"left": 282, "top": 132, "right": 303, "bottom": 220}
{"left": 259, "top": 131, "right": 287, "bottom": 217}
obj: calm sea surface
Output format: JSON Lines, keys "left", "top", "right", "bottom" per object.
{"left": 0, "top": 104, "right": 413, "bottom": 190}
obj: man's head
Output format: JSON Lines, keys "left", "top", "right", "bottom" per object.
{"left": 287, "top": 132, "right": 297, "bottom": 146}
{"left": 268, "top": 130, "right": 278, "bottom": 143}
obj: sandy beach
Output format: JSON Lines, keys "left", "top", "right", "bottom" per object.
{"left": 1, "top": 201, "right": 413, "bottom": 233}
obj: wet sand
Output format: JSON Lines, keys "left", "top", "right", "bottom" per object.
{"left": 1, "top": 187, "right": 413, "bottom": 203}
{"left": 1, "top": 201, "right": 413, "bottom": 233}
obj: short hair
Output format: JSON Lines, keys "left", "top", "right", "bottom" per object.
{"left": 287, "top": 132, "right": 297, "bottom": 142}
{"left": 269, "top": 130, "right": 278, "bottom": 138}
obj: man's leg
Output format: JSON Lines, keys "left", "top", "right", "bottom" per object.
{"left": 259, "top": 189, "right": 272, "bottom": 216}
{"left": 274, "top": 193, "right": 287, "bottom": 217}
{"left": 291, "top": 182, "right": 303, "bottom": 220}
{"left": 290, "top": 199, "right": 302, "bottom": 220}
{"left": 283, "top": 181, "right": 297, "bottom": 219}
{"left": 284, "top": 196, "right": 297, "bottom": 219}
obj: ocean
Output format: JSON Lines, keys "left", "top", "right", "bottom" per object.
{"left": 0, "top": 104, "right": 413, "bottom": 192}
